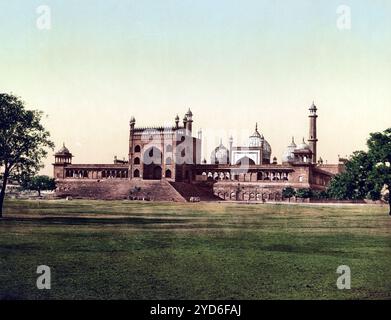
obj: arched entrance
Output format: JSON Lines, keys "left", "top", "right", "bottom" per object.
{"left": 236, "top": 156, "right": 256, "bottom": 166}
{"left": 165, "top": 169, "right": 172, "bottom": 178}
{"left": 143, "top": 147, "right": 163, "bottom": 180}
{"left": 153, "top": 166, "right": 162, "bottom": 179}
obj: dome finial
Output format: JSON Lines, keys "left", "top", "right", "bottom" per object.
{"left": 56, "top": 143, "right": 71, "bottom": 155}
{"left": 309, "top": 101, "right": 317, "bottom": 112}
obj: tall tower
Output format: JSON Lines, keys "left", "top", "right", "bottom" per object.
{"left": 129, "top": 116, "right": 136, "bottom": 152}
{"left": 129, "top": 116, "right": 136, "bottom": 178}
{"left": 175, "top": 115, "right": 180, "bottom": 128}
{"left": 185, "top": 108, "right": 193, "bottom": 134}
{"left": 229, "top": 135, "right": 233, "bottom": 165}
{"left": 308, "top": 102, "right": 318, "bottom": 164}
{"left": 53, "top": 143, "right": 73, "bottom": 179}
{"left": 197, "top": 129, "right": 202, "bottom": 140}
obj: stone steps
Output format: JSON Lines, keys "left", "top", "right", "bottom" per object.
{"left": 169, "top": 182, "right": 219, "bottom": 201}
{"left": 56, "top": 179, "right": 186, "bottom": 202}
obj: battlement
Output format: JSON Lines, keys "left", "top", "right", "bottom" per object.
{"left": 133, "top": 126, "right": 185, "bottom": 133}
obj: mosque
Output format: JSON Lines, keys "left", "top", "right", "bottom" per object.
{"left": 53, "top": 103, "right": 345, "bottom": 201}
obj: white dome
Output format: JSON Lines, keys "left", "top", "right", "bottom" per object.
{"left": 249, "top": 136, "right": 262, "bottom": 147}
{"left": 296, "top": 138, "right": 310, "bottom": 150}
{"left": 262, "top": 140, "right": 272, "bottom": 159}
{"left": 282, "top": 138, "right": 297, "bottom": 162}
{"left": 55, "top": 143, "right": 71, "bottom": 155}
{"left": 248, "top": 123, "right": 272, "bottom": 160}
{"left": 211, "top": 140, "right": 229, "bottom": 164}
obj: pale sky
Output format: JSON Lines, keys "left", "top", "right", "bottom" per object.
{"left": 1, "top": 0, "right": 390, "bottom": 175}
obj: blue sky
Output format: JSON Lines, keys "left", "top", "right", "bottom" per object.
{"left": 0, "top": 0, "right": 390, "bottom": 173}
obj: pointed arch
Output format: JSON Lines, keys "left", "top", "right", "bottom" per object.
{"left": 165, "top": 169, "right": 172, "bottom": 178}
{"left": 236, "top": 156, "right": 255, "bottom": 166}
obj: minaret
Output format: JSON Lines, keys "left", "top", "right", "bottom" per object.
{"left": 256, "top": 123, "right": 265, "bottom": 164}
{"left": 308, "top": 102, "right": 318, "bottom": 164}
{"left": 197, "top": 129, "right": 202, "bottom": 140}
{"left": 185, "top": 108, "right": 193, "bottom": 134}
{"left": 175, "top": 115, "right": 180, "bottom": 129}
{"left": 129, "top": 116, "right": 136, "bottom": 177}
{"left": 229, "top": 135, "right": 233, "bottom": 165}
{"left": 129, "top": 116, "right": 136, "bottom": 145}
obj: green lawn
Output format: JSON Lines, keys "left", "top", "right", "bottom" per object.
{"left": 1, "top": 200, "right": 390, "bottom": 300}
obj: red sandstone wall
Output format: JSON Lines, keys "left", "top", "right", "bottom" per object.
{"left": 55, "top": 179, "right": 186, "bottom": 202}
{"left": 318, "top": 164, "right": 345, "bottom": 175}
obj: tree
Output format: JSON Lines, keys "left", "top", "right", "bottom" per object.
{"left": 327, "top": 151, "right": 374, "bottom": 200}
{"left": 366, "top": 128, "right": 391, "bottom": 215}
{"left": 0, "top": 93, "right": 54, "bottom": 217}
{"left": 282, "top": 187, "right": 295, "bottom": 202}
{"left": 384, "top": 192, "right": 389, "bottom": 204}
{"left": 311, "top": 190, "right": 328, "bottom": 200}
{"left": 21, "top": 175, "right": 56, "bottom": 197}
{"left": 327, "top": 171, "right": 357, "bottom": 200}
{"left": 295, "top": 188, "right": 312, "bottom": 200}
{"left": 327, "top": 128, "right": 391, "bottom": 215}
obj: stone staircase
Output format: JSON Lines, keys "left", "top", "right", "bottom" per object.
{"left": 169, "top": 182, "right": 219, "bottom": 201}
{"left": 56, "top": 179, "right": 186, "bottom": 202}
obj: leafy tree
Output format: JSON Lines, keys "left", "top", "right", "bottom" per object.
{"left": 21, "top": 175, "right": 56, "bottom": 197}
{"left": 295, "top": 188, "right": 312, "bottom": 199}
{"left": 319, "top": 190, "right": 329, "bottom": 199}
{"left": 327, "top": 128, "right": 391, "bottom": 215}
{"left": 282, "top": 187, "right": 295, "bottom": 202}
{"left": 366, "top": 128, "right": 391, "bottom": 214}
{"left": 384, "top": 192, "right": 389, "bottom": 204}
{"left": 327, "top": 171, "right": 357, "bottom": 200}
{"left": 327, "top": 151, "right": 374, "bottom": 200}
{"left": 0, "top": 93, "right": 54, "bottom": 217}
{"left": 311, "top": 190, "right": 328, "bottom": 200}
{"left": 366, "top": 189, "right": 381, "bottom": 201}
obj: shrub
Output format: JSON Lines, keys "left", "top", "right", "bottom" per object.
{"left": 295, "top": 188, "right": 312, "bottom": 199}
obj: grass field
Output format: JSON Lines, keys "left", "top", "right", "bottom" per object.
{"left": 1, "top": 199, "right": 390, "bottom": 300}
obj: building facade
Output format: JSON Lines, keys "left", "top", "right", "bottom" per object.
{"left": 53, "top": 103, "right": 345, "bottom": 201}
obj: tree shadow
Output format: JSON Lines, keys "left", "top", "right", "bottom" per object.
{"left": 1, "top": 216, "right": 187, "bottom": 226}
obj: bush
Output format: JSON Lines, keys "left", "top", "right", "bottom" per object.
{"left": 295, "top": 188, "right": 312, "bottom": 199}
{"left": 311, "top": 190, "right": 329, "bottom": 200}
{"left": 383, "top": 192, "right": 389, "bottom": 203}
{"left": 282, "top": 187, "right": 295, "bottom": 201}
{"left": 21, "top": 175, "right": 56, "bottom": 196}
{"left": 367, "top": 190, "right": 381, "bottom": 201}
